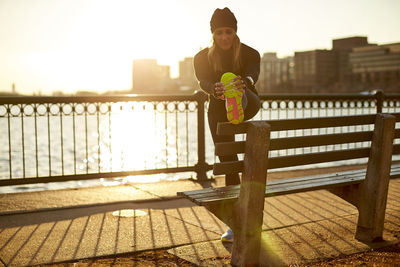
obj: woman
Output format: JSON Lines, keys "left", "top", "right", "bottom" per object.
{"left": 193, "top": 7, "right": 261, "bottom": 242}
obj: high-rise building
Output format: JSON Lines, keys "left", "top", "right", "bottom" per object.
{"left": 132, "top": 59, "right": 171, "bottom": 93}
{"left": 259, "top": 53, "right": 294, "bottom": 93}
{"left": 332, "top": 36, "right": 369, "bottom": 50}
{"left": 178, "top": 57, "right": 197, "bottom": 92}
{"left": 294, "top": 50, "right": 337, "bottom": 93}
{"left": 349, "top": 43, "right": 400, "bottom": 93}
{"left": 332, "top": 36, "right": 370, "bottom": 92}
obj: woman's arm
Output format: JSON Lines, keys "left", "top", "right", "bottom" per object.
{"left": 242, "top": 45, "right": 261, "bottom": 93}
{"left": 193, "top": 50, "right": 216, "bottom": 96}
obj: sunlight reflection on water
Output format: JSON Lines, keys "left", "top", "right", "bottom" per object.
{"left": 0, "top": 101, "right": 206, "bottom": 193}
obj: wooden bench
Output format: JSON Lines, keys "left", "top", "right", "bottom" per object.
{"left": 178, "top": 113, "right": 400, "bottom": 266}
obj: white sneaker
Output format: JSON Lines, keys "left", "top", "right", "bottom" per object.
{"left": 221, "top": 228, "right": 234, "bottom": 242}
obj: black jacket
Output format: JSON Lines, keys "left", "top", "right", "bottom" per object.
{"left": 193, "top": 43, "right": 260, "bottom": 104}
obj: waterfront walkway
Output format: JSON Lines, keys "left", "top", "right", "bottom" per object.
{"left": 0, "top": 165, "right": 399, "bottom": 266}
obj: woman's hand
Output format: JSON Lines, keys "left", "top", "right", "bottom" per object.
{"left": 232, "top": 76, "right": 246, "bottom": 91}
{"left": 214, "top": 82, "right": 225, "bottom": 100}
{"left": 214, "top": 76, "right": 246, "bottom": 100}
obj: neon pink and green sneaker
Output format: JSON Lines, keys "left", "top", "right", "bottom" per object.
{"left": 221, "top": 72, "right": 244, "bottom": 124}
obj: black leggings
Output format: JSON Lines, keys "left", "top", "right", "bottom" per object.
{"left": 207, "top": 89, "right": 261, "bottom": 185}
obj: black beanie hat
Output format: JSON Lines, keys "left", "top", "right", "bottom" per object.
{"left": 210, "top": 7, "right": 237, "bottom": 33}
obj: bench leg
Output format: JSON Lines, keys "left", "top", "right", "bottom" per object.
{"left": 231, "top": 180, "right": 268, "bottom": 266}
{"left": 355, "top": 114, "right": 395, "bottom": 243}
{"left": 206, "top": 200, "right": 237, "bottom": 230}
{"left": 231, "top": 122, "right": 270, "bottom": 266}
{"left": 328, "top": 183, "right": 360, "bottom": 207}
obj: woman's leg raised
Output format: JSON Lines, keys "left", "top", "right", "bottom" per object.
{"left": 207, "top": 103, "right": 240, "bottom": 185}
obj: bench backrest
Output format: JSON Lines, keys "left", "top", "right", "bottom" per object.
{"left": 213, "top": 113, "right": 400, "bottom": 175}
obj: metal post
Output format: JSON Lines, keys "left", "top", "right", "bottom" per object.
{"left": 194, "top": 91, "right": 210, "bottom": 180}
{"left": 375, "top": 90, "right": 384, "bottom": 113}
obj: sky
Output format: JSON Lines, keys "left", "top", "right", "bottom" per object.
{"left": 0, "top": 0, "right": 399, "bottom": 94}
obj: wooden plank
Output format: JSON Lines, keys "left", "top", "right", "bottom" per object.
{"left": 177, "top": 187, "right": 220, "bottom": 197}
{"left": 264, "top": 177, "right": 364, "bottom": 199}
{"left": 267, "top": 168, "right": 367, "bottom": 186}
{"left": 178, "top": 185, "right": 240, "bottom": 202}
{"left": 267, "top": 115, "right": 376, "bottom": 131}
{"left": 216, "top": 113, "right": 400, "bottom": 136}
{"left": 215, "top": 131, "right": 377, "bottom": 157}
{"left": 217, "top": 114, "right": 377, "bottom": 135}
{"left": 217, "top": 122, "right": 250, "bottom": 135}
{"left": 268, "top": 148, "right": 371, "bottom": 169}
{"left": 215, "top": 141, "right": 245, "bottom": 156}
{"left": 391, "top": 112, "right": 400, "bottom": 122}
{"left": 213, "top": 161, "right": 243, "bottom": 175}
{"left": 393, "top": 144, "right": 400, "bottom": 155}
{"left": 395, "top": 129, "right": 400, "bottom": 138}
{"left": 196, "top": 173, "right": 366, "bottom": 205}
{"left": 177, "top": 185, "right": 238, "bottom": 196}
{"left": 269, "top": 131, "right": 373, "bottom": 150}
{"left": 186, "top": 169, "right": 368, "bottom": 204}
{"left": 213, "top": 148, "right": 371, "bottom": 175}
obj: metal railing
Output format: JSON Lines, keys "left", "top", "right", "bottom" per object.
{"left": 0, "top": 90, "right": 399, "bottom": 186}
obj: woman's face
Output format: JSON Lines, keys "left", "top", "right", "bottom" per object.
{"left": 213, "top": 27, "right": 235, "bottom": 50}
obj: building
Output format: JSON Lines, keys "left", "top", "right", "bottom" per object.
{"left": 294, "top": 50, "right": 337, "bottom": 93}
{"left": 178, "top": 57, "right": 198, "bottom": 93}
{"left": 132, "top": 59, "right": 172, "bottom": 93}
{"left": 259, "top": 53, "right": 294, "bottom": 93}
{"left": 332, "top": 36, "right": 370, "bottom": 92}
{"left": 349, "top": 43, "right": 400, "bottom": 93}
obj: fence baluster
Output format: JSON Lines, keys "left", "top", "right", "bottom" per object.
{"left": 7, "top": 104, "right": 12, "bottom": 179}
{"left": 21, "top": 104, "right": 26, "bottom": 178}
{"left": 47, "top": 104, "right": 51, "bottom": 176}
{"left": 34, "top": 104, "right": 39, "bottom": 177}
{"left": 60, "top": 104, "right": 64, "bottom": 176}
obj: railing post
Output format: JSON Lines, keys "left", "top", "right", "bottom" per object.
{"left": 194, "top": 91, "right": 210, "bottom": 181}
{"left": 375, "top": 89, "right": 384, "bottom": 113}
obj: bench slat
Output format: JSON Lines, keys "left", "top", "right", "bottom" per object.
{"left": 268, "top": 115, "right": 376, "bottom": 131}
{"left": 213, "top": 161, "right": 244, "bottom": 175}
{"left": 216, "top": 112, "right": 400, "bottom": 136}
{"left": 199, "top": 176, "right": 364, "bottom": 205}
{"left": 395, "top": 129, "right": 400, "bottom": 138}
{"left": 185, "top": 169, "right": 368, "bottom": 199}
{"left": 393, "top": 144, "right": 400, "bottom": 155}
{"left": 267, "top": 168, "right": 367, "bottom": 185}
{"left": 177, "top": 185, "right": 237, "bottom": 197}
{"left": 179, "top": 185, "right": 239, "bottom": 199}
{"left": 215, "top": 141, "right": 245, "bottom": 156}
{"left": 217, "top": 114, "right": 378, "bottom": 135}
{"left": 182, "top": 171, "right": 367, "bottom": 206}
{"left": 215, "top": 131, "right": 375, "bottom": 157}
{"left": 392, "top": 113, "right": 400, "bottom": 122}
{"left": 270, "top": 131, "right": 373, "bottom": 151}
{"left": 213, "top": 147, "right": 371, "bottom": 175}
{"left": 268, "top": 148, "right": 371, "bottom": 169}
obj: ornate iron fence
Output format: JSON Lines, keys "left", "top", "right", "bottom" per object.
{"left": 0, "top": 90, "right": 399, "bottom": 186}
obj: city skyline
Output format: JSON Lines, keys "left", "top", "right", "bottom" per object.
{"left": 1, "top": 0, "right": 399, "bottom": 94}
